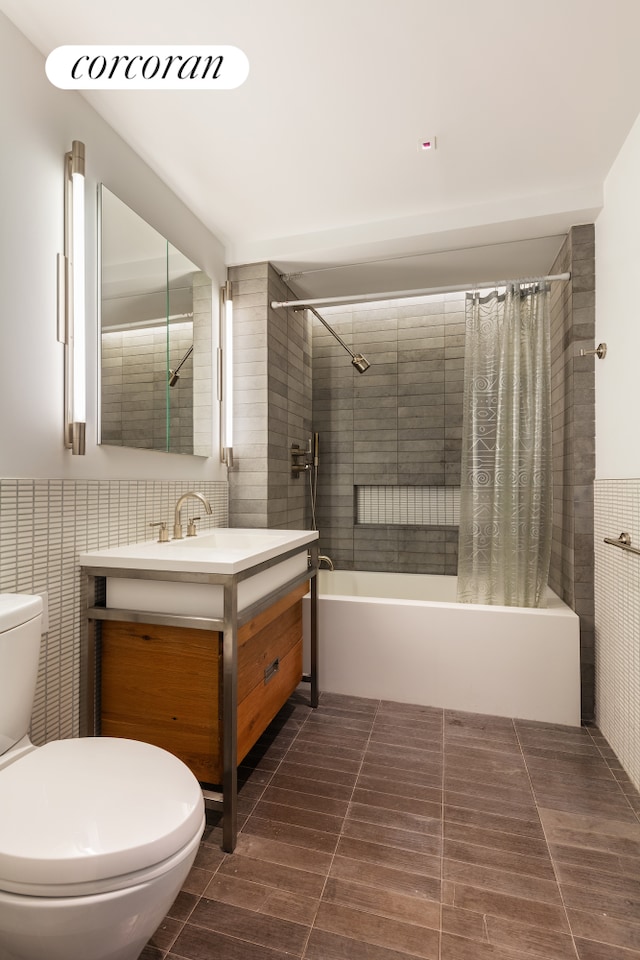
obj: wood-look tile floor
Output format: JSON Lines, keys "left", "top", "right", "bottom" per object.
{"left": 141, "top": 690, "right": 640, "bottom": 960}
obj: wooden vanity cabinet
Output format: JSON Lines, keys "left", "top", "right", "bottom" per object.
{"left": 99, "top": 581, "right": 307, "bottom": 783}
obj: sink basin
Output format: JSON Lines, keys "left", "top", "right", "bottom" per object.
{"left": 167, "top": 530, "right": 299, "bottom": 553}
{"left": 78, "top": 528, "right": 319, "bottom": 619}
{"left": 78, "top": 528, "right": 317, "bottom": 575}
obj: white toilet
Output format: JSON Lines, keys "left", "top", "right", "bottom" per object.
{"left": 0, "top": 594, "right": 206, "bottom": 960}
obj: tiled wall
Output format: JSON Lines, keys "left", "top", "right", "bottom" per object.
{"left": 0, "top": 479, "right": 228, "bottom": 747}
{"left": 267, "top": 267, "right": 313, "bottom": 528}
{"left": 356, "top": 485, "right": 460, "bottom": 525}
{"left": 101, "top": 322, "right": 194, "bottom": 453}
{"left": 227, "top": 263, "right": 313, "bottom": 529}
{"left": 594, "top": 479, "right": 640, "bottom": 791}
{"left": 313, "top": 294, "right": 464, "bottom": 572}
{"left": 100, "top": 272, "right": 213, "bottom": 457}
{"left": 227, "top": 262, "right": 269, "bottom": 527}
{"left": 548, "top": 224, "right": 596, "bottom": 719}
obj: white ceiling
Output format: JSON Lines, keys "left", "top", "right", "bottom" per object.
{"left": 3, "top": 0, "right": 640, "bottom": 300}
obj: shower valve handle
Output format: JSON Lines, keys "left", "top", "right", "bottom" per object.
{"left": 290, "top": 443, "right": 311, "bottom": 478}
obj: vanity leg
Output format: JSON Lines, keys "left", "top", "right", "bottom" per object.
{"left": 80, "top": 572, "right": 100, "bottom": 737}
{"left": 310, "top": 574, "right": 319, "bottom": 709}
{"left": 222, "top": 580, "right": 238, "bottom": 853}
{"left": 309, "top": 545, "right": 319, "bottom": 709}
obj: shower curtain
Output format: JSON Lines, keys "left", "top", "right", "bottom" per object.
{"left": 457, "top": 282, "right": 552, "bottom": 608}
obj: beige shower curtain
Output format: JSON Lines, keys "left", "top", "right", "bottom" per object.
{"left": 457, "top": 282, "right": 553, "bottom": 607}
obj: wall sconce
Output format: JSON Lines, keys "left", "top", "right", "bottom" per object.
{"left": 57, "top": 140, "right": 86, "bottom": 455}
{"left": 218, "top": 280, "right": 234, "bottom": 466}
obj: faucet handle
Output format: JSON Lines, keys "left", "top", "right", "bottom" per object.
{"left": 149, "top": 521, "right": 169, "bottom": 543}
{"left": 186, "top": 517, "right": 200, "bottom": 537}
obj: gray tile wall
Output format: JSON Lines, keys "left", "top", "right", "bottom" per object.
{"left": 101, "top": 322, "right": 194, "bottom": 454}
{"left": 267, "top": 267, "right": 313, "bottom": 529}
{"left": 229, "top": 252, "right": 595, "bottom": 718}
{"left": 227, "top": 264, "right": 313, "bottom": 530}
{"left": 0, "top": 479, "right": 228, "bottom": 747}
{"left": 313, "top": 295, "right": 464, "bottom": 573}
{"left": 101, "top": 272, "right": 212, "bottom": 457}
{"left": 227, "top": 262, "right": 269, "bottom": 527}
{"left": 548, "top": 224, "right": 596, "bottom": 720}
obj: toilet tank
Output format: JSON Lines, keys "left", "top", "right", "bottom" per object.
{"left": 0, "top": 595, "right": 43, "bottom": 756}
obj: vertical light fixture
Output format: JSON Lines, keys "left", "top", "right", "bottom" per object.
{"left": 57, "top": 140, "right": 86, "bottom": 454}
{"left": 219, "top": 279, "right": 234, "bottom": 466}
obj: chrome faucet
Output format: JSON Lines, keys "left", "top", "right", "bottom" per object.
{"left": 173, "top": 492, "right": 213, "bottom": 539}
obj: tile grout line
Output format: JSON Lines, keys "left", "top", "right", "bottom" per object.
{"left": 188, "top": 693, "right": 376, "bottom": 960}
{"left": 230, "top": 692, "right": 321, "bottom": 848}
{"left": 165, "top": 701, "right": 316, "bottom": 958}
{"left": 584, "top": 723, "right": 640, "bottom": 825}
{"left": 299, "top": 695, "right": 383, "bottom": 960}
{"left": 151, "top": 694, "right": 640, "bottom": 960}
{"left": 237, "top": 707, "right": 313, "bottom": 824}
{"left": 162, "top": 701, "right": 636, "bottom": 960}
{"left": 513, "top": 720, "right": 581, "bottom": 960}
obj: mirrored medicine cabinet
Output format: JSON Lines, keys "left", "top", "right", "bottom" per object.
{"left": 98, "top": 184, "right": 213, "bottom": 456}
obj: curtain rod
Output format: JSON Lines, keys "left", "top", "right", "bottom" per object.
{"left": 270, "top": 273, "right": 571, "bottom": 310}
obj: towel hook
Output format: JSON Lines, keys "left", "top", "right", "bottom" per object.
{"left": 580, "top": 342, "right": 607, "bottom": 359}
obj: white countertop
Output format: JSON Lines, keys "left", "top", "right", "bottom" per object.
{"left": 78, "top": 528, "right": 319, "bottom": 576}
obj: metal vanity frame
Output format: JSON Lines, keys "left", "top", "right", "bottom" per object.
{"left": 80, "top": 539, "right": 319, "bottom": 853}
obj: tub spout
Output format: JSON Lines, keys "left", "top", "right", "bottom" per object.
{"left": 318, "top": 555, "right": 334, "bottom": 571}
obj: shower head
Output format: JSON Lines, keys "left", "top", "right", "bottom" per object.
{"left": 167, "top": 344, "right": 193, "bottom": 387}
{"left": 351, "top": 354, "right": 370, "bottom": 374}
{"left": 303, "top": 306, "right": 370, "bottom": 374}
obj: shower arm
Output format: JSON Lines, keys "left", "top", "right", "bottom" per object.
{"left": 297, "top": 306, "right": 369, "bottom": 372}
{"left": 168, "top": 344, "right": 194, "bottom": 385}
{"left": 172, "top": 344, "right": 193, "bottom": 375}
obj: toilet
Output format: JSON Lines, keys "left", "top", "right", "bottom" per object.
{"left": 0, "top": 594, "right": 206, "bottom": 960}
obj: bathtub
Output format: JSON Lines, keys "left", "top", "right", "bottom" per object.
{"left": 303, "top": 571, "right": 581, "bottom": 726}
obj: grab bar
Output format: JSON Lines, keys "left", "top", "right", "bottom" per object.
{"left": 604, "top": 532, "right": 640, "bottom": 557}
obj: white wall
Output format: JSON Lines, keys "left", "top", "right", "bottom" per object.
{"left": 594, "top": 109, "right": 640, "bottom": 789}
{"left": 595, "top": 111, "right": 640, "bottom": 479}
{"left": 0, "top": 11, "right": 227, "bottom": 481}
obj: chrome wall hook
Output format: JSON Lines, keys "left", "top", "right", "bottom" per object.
{"left": 580, "top": 342, "right": 607, "bottom": 359}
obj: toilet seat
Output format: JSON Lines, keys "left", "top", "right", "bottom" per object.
{"left": 0, "top": 737, "right": 204, "bottom": 897}
{"left": 0, "top": 824, "right": 204, "bottom": 899}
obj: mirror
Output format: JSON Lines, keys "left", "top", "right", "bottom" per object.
{"left": 98, "top": 185, "right": 213, "bottom": 456}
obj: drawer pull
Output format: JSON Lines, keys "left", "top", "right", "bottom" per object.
{"left": 264, "top": 657, "right": 280, "bottom": 684}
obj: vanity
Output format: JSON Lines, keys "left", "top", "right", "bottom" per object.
{"left": 79, "top": 527, "right": 319, "bottom": 852}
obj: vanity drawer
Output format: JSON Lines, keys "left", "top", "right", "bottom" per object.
{"left": 98, "top": 581, "right": 308, "bottom": 784}
{"left": 100, "top": 620, "right": 221, "bottom": 783}
{"left": 235, "top": 583, "right": 306, "bottom": 763}
{"left": 238, "top": 591, "right": 305, "bottom": 702}
{"left": 237, "top": 639, "right": 303, "bottom": 763}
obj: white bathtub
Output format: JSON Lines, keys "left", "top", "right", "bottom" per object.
{"left": 303, "top": 571, "right": 581, "bottom": 726}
